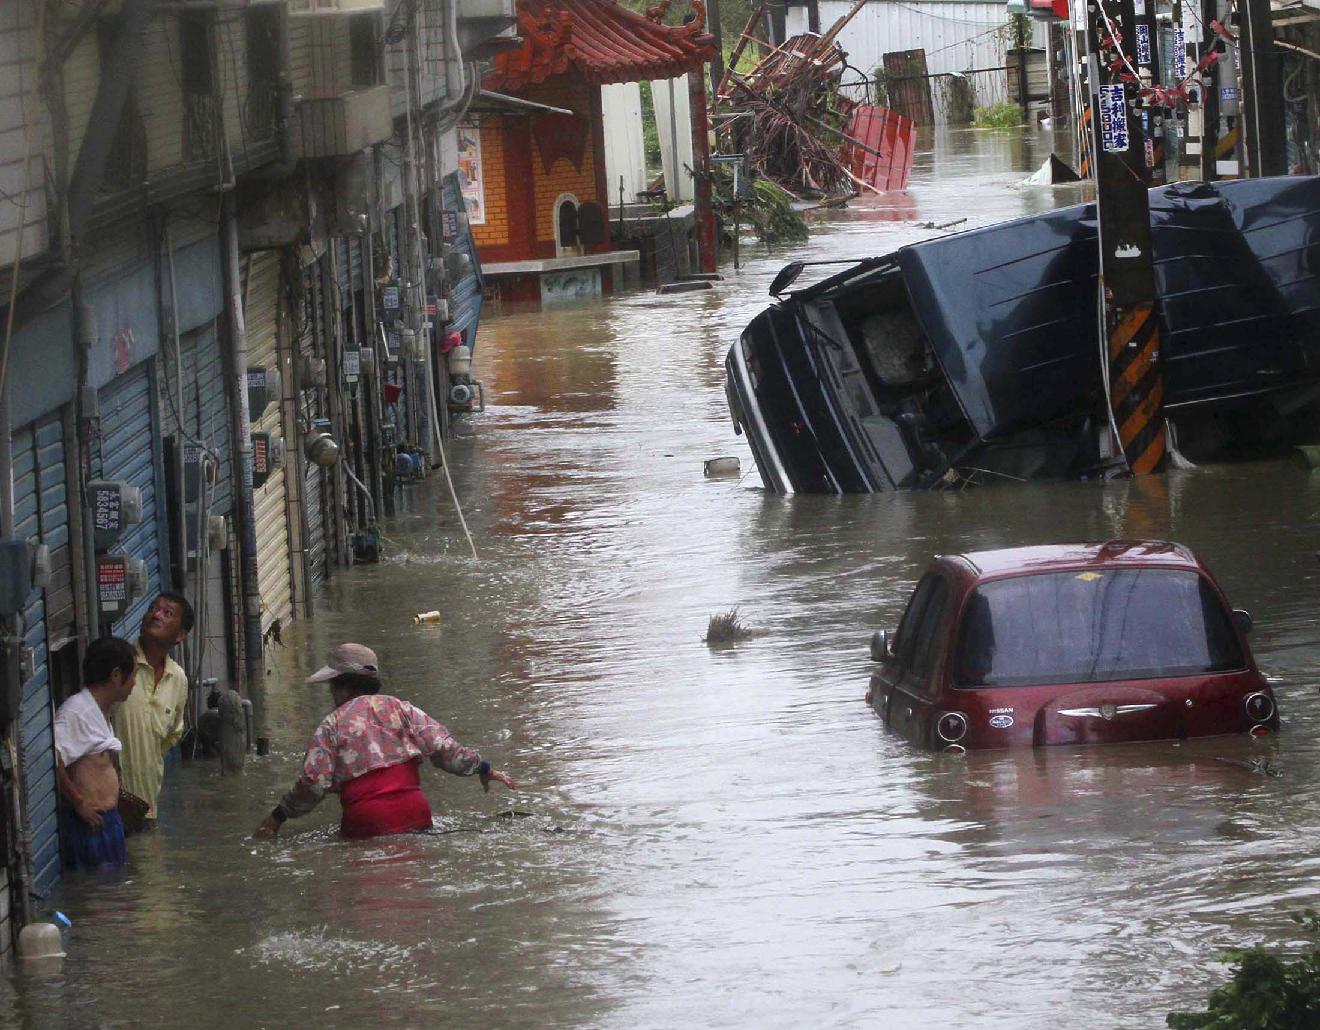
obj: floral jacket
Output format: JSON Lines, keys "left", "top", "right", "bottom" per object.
{"left": 279, "top": 693, "right": 483, "bottom": 819}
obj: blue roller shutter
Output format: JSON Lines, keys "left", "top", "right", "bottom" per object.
{"left": 13, "top": 411, "right": 70, "bottom": 898}
{"left": 161, "top": 321, "right": 232, "bottom": 516}
{"left": 441, "top": 172, "right": 485, "bottom": 353}
{"left": 95, "top": 361, "right": 166, "bottom": 637}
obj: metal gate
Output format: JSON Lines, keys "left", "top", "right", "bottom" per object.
{"left": 97, "top": 361, "right": 166, "bottom": 637}
{"left": 14, "top": 412, "right": 73, "bottom": 898}
{"left": 243, "top": 251, "right": 293, "bottom": 633}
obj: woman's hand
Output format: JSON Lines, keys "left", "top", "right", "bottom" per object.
{"left": 479, "top": 768, "right": 519, "bottom": 793}
{"left": 253, "top": 814, "right": 281, "bottom": 839}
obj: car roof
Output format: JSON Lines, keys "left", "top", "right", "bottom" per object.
{"left": 947, "top": 541, "right": 1202, "bottom": 578}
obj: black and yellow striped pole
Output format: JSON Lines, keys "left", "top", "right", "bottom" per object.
{"left": 1086, "top": 0, "right": 1166, "bottom": 475}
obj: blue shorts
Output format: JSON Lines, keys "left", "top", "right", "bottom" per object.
{"left": 60, "top": 806, "right": 127, "bottom": 870}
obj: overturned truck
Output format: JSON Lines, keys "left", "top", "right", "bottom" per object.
{"left": 725, "top": 176, "right": 1320, "bottom": 493}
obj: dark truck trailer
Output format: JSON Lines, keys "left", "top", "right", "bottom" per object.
{"left": 725, "top": 176, "right": 1320, "bottom": 494}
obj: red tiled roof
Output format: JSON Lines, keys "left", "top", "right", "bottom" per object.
{"left": 486, "top": 0, "right": 716, "bottom": 92}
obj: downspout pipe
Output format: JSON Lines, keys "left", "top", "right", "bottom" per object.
{"left": 220, "top": 193, "right": 265, "bottom": 695}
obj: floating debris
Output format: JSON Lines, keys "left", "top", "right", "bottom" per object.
{"left": 704, "top": 608, "right": 755, "bottom": 645}
{"left": 1215, "top": 757, "right": 1283, "bottom": 778}
{"left": 703, "top": 456, "right": 740, "bottom": 477}
{"left": 714, "top": 0, "right": 914, "bottom": 202}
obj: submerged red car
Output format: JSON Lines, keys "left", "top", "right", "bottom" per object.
{"left": 867, "top": 542, "right": 1278, "bottom": 750}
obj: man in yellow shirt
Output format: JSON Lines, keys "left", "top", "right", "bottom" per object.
{"left": 113, "top": 593, "right": 193, "bottom": 824}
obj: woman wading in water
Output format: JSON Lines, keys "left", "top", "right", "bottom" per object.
{"left": 254, "top": 643, "right": 516, "bottom": 839}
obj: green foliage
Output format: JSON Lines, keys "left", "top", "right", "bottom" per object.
{"left": 1011, "top": 12, "right": 1032, "bottom": 48}
{"left": 973, "top": 100, "right": 1024, "bottom": 128}
{"left": 747, "top": 179, "right": 809, "bottom": 244}
{"left": 870, "top": 66, "right": 891, "bottom": 108}
{"left": 1167, "top": 911, "right": 1320, "bottom": 1030}
{"left": 637, "top": 81, "right": 662, "bottom": 170}
{"left": 709, "top": 164, "right": 808, "bottom": 245}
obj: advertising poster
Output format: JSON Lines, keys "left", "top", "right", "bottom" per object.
{"left": 457, "top": 122, "right": 485, "bottom": 225}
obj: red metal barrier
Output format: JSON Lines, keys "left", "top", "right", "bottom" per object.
{"left": 843, "top": 105, "right": 916, "bottom": 191}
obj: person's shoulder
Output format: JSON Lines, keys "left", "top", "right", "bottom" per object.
{"left": 164, "top": 654, "right": 187, "bottom": 681}
{"left": 54, "top": 689, "right": 92, "bottom": 721}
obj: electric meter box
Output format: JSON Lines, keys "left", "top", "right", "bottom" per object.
{"left": 96, "top": 554, "right": 148, "bottom": 620}
{"left": 247, "top": 366, "right": 282, "bottom": 420}
{"left": 90, "top": 481, "right": 143, "bottom": 552}
{"left": 251, "top": 432, "right": 285, "bottom": 489}
{"left": 0, "top": 538, "right": 50, "bottom": 615}
{"left": 182, "top": 444, "right": 217, "bottom": 503}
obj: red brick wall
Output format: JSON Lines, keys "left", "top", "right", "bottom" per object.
{"left": 473, "top": 73, "right": 608, "bottom": 264}
{"left": 470, "top": 117, "right": 509, "bottom": 248}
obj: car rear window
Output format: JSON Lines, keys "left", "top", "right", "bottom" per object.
{"left": 954, "top": 568, "right": 1245, "bottom": 687}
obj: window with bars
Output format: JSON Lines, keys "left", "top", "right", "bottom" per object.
{"left": 180, "top": 10, "right": 219, "bottom": 163}
{"left": 349, "top": 14, "right": 381, "bottom": 88}
{"left": 245, "top": 5, "right": 281, "bottom": 142}
{"left": 96, "top": 16, "right": 147, "bottom": 193}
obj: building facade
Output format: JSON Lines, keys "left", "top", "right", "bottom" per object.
{"left": 0, "top": 0, "right": 506, "bottom": 955}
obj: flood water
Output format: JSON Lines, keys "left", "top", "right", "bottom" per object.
{"left": 8, "top": 127, "right": 1320, "bottom": 1029}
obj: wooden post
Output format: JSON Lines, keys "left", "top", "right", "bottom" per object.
{"left": 689, "top": 69, "right": 718, "bottom": 274}
{"left": 1087, "top": 0, "right": 1165, "bottom": 474}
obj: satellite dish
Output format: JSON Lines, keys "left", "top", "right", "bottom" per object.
{"left": 769, "top": 261, "right": 805, "bottom": 297}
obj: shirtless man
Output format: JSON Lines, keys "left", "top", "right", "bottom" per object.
{"left": 55, "top": 637, "right": 138, "bottom": 869}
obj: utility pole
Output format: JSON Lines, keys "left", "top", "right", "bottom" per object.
{"left": 689, "top": 69, "right": 718, "bottom": 274}
{"left": 707, "top": 0, "right": 725, "bottom": 97}
{"left": 1238, "top": 0, "right": 1285, "bottom": 176}
{"left": 1087, "top": 0, "right": 1166, "bottom": 474}
{"left": 220, "top": 194, "right": 266, "bottom": 695}
{"left": 1130, "top": 0, "right": 1164, "bottom": 184}
{"left": 1196, "top": 0, "right": 1221, "bottom": 180}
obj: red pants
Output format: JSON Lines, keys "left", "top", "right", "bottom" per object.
{"left": 339, "top": 759, "right": 433, "bottom": 839}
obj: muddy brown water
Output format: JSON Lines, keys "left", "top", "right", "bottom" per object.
{"left": 6, "top": 128, "right": 1320, "bottom": 1029}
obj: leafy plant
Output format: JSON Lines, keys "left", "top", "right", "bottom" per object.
{"left": 973, "top": 100, "right": 1024, "bottom": 129}
{"left": 710, "top": 167, "right": 809, "bottom": 245}
{"left": 1167, "top": 911, "right": 1320, "bottom": 1029}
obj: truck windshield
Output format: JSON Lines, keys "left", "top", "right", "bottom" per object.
{"left": 954, "top": 568, "right": 1245, "bottom": 687}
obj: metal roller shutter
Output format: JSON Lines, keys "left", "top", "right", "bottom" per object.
{"left": 243, "top": 252, "right": 293, "bottom": 632}
{"left": 14, "top": 412, "right": 72, "bottom": 898}
{"left": 160, "top": 321, "right": 233, "bottom": 515}
{"left": 300, "top": 261, "right": 329, "bottom": 586}
{"left": 334, "top": 238, "right": 350, "bottom": 303}
{"left": 441, "top": 172, "right": 485, "bottom": 352}
{"left": 97, "top": 362, "right": 165, "bottom": 637}
{"left": 348, "top": 236, "right": 363, "bottom": 295}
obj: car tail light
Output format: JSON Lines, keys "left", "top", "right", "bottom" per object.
{"left": 1244, "top": 692, "right": 1275, "bottom": 724}
{"left": 936, "top": 711, "right": 968, "bottom": 743}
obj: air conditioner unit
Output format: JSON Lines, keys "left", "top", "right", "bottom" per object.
{"left": 458, "top": 0, "right": 514, "bottom": 20}
{"left": 290, "top": 0, "right": 385, "bottom": 15}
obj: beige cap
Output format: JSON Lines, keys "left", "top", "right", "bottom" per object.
{"left": 306, "top": 642, "right": 379, "bottom": 684}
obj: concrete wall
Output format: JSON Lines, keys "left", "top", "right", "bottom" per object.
{"left": 0, "top": 1, "right": 48, "bottom": 268}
